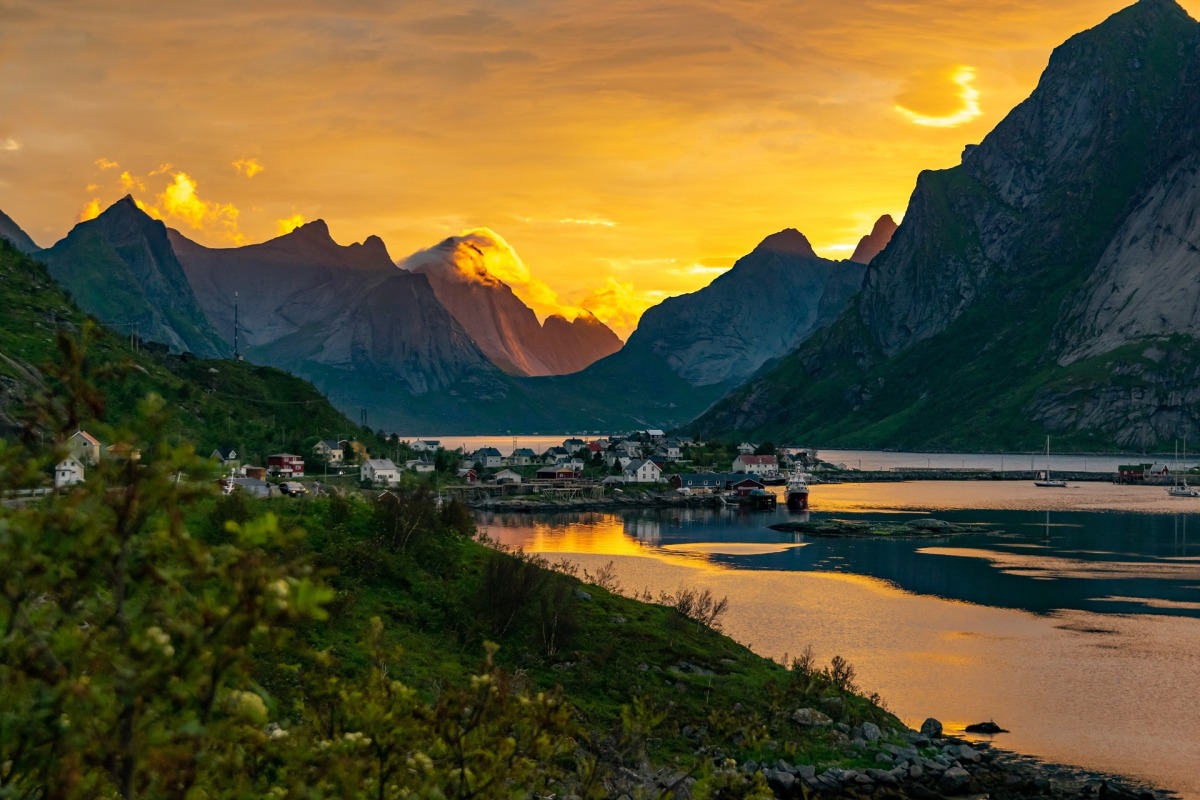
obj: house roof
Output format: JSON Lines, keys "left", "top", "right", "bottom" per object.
{"left": 316, "top": 439, "right": 341, "bottom": 450}
{"left": 735, "top": 455, "right": 777, "bottom": 465}
{"left": 212, "top": 446, "right": 237, "bottom": 460}
{"left": 476, "top": 447, "right": 502, "bottom": 457}
{"left": 512, "top": 448, "right": 536, "bottom": 457}
{"left": 420, "top": 439, "right": 441, "bottom": 446}
{"left": 268, "top": 453, "right": 302, "bottom": 459}
{"left": 625, "top": 459, "right": 660, "bottom": 473}
{"left": 70, "top": 430, "right": 101, "bottom": 447}
{"left": 365, "top": 459, "right": 398, "bottom": 470}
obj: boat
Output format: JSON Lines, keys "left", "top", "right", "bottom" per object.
{"left": 1034, "top": 436, "right": 1067, "bottom": 488}
{"left": 786, "top": 472, "right": 810, "bottom": 510}
{"left": 1167, "top": 441, "right": 1199, "bottom": 497}
{"left": 742, "top": 487, "right": 777, "bottom": 510}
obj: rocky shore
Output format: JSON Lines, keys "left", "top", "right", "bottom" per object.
{"left": 608, "top": 717, "right": 1170, "bottom": 800}
{"left": 469, "top": 491, "right": 723, "bottom": 512}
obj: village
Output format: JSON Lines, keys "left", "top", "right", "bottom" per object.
{"left": 47, "top": 427, "right": 821, "bottom": 504}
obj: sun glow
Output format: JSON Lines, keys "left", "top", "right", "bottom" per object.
{"left": 895, "top": 66, "right": 982, "bottom": 128}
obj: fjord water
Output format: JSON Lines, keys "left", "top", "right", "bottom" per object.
{"left": 480, "top": 482, "right": 1200, "bottom": 798}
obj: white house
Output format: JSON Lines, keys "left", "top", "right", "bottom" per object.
{"left": 624, "top": 459, "right": 662, "bottom": 484}
{"left": 362, "top": 459, "right": 401, "bottom": 486}
{"left": 411, "top": 439, "right": 442, "bottom": 453}
{"left": 312, "top": 439, "right": 344, "bottom": 465}
{"left": 736, "top": 442, "right": 757, "bottom": 455}
{"left": 405, "top": 459, "right": 436, "bottom": 474}
{"left": 493, "top": 468, "right": 523, "bottom": 484}
{"left": 509, "top": 447, "right": 536, "bottom": 466}
{"left": 732, "top": 454, "right": 778, "bottom": 476}
{"left": 54, "top": 457, "right": 86, "bottom": 488}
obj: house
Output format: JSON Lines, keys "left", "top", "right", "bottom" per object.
{"left": 605, "top": 453, "right": 633, "bottom": 470}
{"left": 242, "top": 465, "right": 268, "bottom": 481}
{"left": 564, "top": 457, "right": 586, "bottom": 471}
{"left": 493, "top": 468, "right": 523, "bottom": 484}
{"left": 410, "top": 439, "right": 442, "bottom": 453}
{"left": 644, "top": 429, "right": 666, "bottom": 443}
{"left": 661, "top": 441, "right": 682, "bottom": 461}
{"left": 312, "top": 439, "right": 344, "bottom": 465}
{"left": 1147, "top": 463, "right": 1171, "bottom": 476}
{"left": 362, "top": 458, "right": 400, "bottom": 486}
{"left": 736, "top": 442, "right": 757, "bottom": 455}
{"left": 405, "top": 459, "right": 436, "bottom": 474}
{"left": 267, "top": 453, "right": 305, "bottom": 478}
{"left": 729, "top": 476, "right": 766, "bottom": 496}
{"left": 509, "top": 447, "right": 536, "bottom": 466}
{"left": 106, "top": 442, "right": 142, "bottom": 462}
{"left": 562, "top": 437, "right": 587, "bottom": 451}
{"left": 624, "top": 459, "right": 663, "bottom": 484}
{"left": 615, "top": 440, "right": 642, "bottom": 458}
{"left": 536, "top": 465, "right": 579, "bottom": 481}
{"left": 210, "top": 446, "right": 240, "bottom": 470}
{"left": 54, "top": 457, "right": 85, "bottom": 488}
{"left": 68, "top": 430, "right": 102, "bottom": 465}
{"left": 587, "top": 441, "right": 605, "bottom": 454}
{"left": 670, "top": 473, "right": 725, "bottom": 493}
{"left": 542, "top": 446, "right": 570, "bottom": 464}
{"left": 456, "top": 468, "right": 478, "bottom": 484}
{"left": 732, "top": 454, "right": 778, "bottom": 476}
{"left": 474, "top": 447, "right": 504, "bottom": 469}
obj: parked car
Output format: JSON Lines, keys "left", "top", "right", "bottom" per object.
{"left": 280, "top": 481, "right": 307, "bottom": 497}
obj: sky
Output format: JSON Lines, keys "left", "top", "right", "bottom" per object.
{"left": 3, "top": 0, "right": 1198, "bottom": 338}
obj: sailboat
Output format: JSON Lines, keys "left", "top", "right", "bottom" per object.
{"left": 1167, "top": 441, "right": 1199, "bottom": 497}
{"left": 1034, "top": 436, "right": 1067, "bottom": 488}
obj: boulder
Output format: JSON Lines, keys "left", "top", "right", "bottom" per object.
{"left": 920, "top": 718, "right": 943, "bottom": 738}
{"left": 964, "top": 720, "right": 1008, "bottom": 734}
{"left": 939, "top": 765, "right": 972, "bottom": 793}
{"left": 862, "top": 721, "right": 883, "bottom": 741}
{"left": 792, "top": 708, "right": 833, "bottom": 726}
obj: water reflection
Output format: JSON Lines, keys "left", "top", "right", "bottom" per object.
{"left": 482, "top": 503, "right": 1200, "bottom": 620}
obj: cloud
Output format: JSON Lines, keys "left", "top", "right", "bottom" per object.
{"left": 1, "top": 138, "right": 18, "bottom": 151}
{"left": 895, "top": 66, "right": 982, "bottom": 128}
{"left": 573, "top": 276, "right": 666, "bottom": 337}
{"left": 78, "top": 198, "right": 102, "bottom": 222}
{"left": 156, "top": 172, "right": 244, "bottom": 243}
{"left": 234, "top": 157, "right": 264, "bottom": 178}
{"left": 118, "top": 170, "right": 145, "bottom": 191}
{"left": 276, "top": 213, "right": 305, "bottom": 235}
{"left": 95, "top": 157, "right": 119, "bottom": 170}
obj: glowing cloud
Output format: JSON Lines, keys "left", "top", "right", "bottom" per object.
{"left": 234, "top": 157, "right": 264, "bottom": 178}
{"left": 119, "top": 171, "right": 146, "bottom": 192}
{"left": 895, "top": 66, "right": 982, "bottom": 128}
{"left": 156, "top": 172, "right": 245, "bottom": 244}
{"left": 276, "top": 213, "right": 305, "bottom": 235}
{"left": 574, "top": 276, "right": 665, "bottom": 337}
{"left": 95, "top": 157, "right": 120, "bottom": 170}
{"left": 404, "top": 227, "right": 568, "bottom": 315}
{"left": 1, "top": 139, "right": 18, "bottom": 151}
{"left": 78, "top": 198, "right": 102, "bottom": 222}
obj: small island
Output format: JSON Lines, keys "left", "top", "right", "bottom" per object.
{"left": 770, "top": 518, "right": 988, "bottom": 538}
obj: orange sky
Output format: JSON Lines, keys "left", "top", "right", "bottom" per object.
{"left": 3, "top": 0, "right": 1198, "bottom": 337}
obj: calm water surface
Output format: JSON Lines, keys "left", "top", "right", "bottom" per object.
{"left": 480, "top": 482, "right": 1200, "bottom": 798}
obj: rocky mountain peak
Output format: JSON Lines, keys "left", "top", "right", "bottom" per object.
{"left": 755, "top": 228, "right": 817, "bottom": 258}
{"left": 288, "top": 219, "right": 332, "bottom": 242}
{"left": 0, "top": 208, "right": 41, "bottom": 254}
{"left": 849, "top": 215, "right": 898, "bottom": 265}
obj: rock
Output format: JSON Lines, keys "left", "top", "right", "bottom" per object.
{"left": 764, "top": 768, "right": 796, "bottom": 793}
{"left": 796, "top": 765, "right": 816, "bottom": 781}
{"left": 574, "top": 589, "right": 592, "bottom": 600}
{"left": 920, "top": 718, "right": 943, "bottom": 738}
{"left": 610, "top": 616, "right": 627, "bottom": 624}
{"left": 875, "top": 752, "right": 894, "bottom": 764}
{"left": 862, "top": 721, "right": 883, "bottom": 741}
{"left": 792, "top": 708, "right": 833, "bottom": 726}
{"left": 940, "top": 765, "right": 972, "bottom": 793}
{"left": 909, "top": 764, "right": 924, "bottom": 780}
{"left": 964, "top": 720, "right": 1008, "bottom": 734}
{"left": 956, "top": 744, "right": 982, "bottom": 763}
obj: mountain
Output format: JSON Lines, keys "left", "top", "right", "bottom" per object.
{"left": 0, "top": 208, "right": 40, "bottom": 254}
{"left": 849, "top": 215, "right": 897, "bottom": 265}
{"left": 167, "top": 221, "right": 508, "bottom": 426}
{"left": 484, "top": 229, "right": 867, "bottom": 431}
{"left": 38, "top": 197, "right": 229, "bottom": 358}
{"left": 402, "top": 230, "right": 622, "bottom": 376}
{"left": 693, "top": 0, "right": 1200, "bottom": 450}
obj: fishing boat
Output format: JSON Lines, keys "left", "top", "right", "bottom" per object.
{"left": 1034, "top": 436, "right": 1067, "bottom": 488}
{"left": 786, "top": 472, "right": 810, "bottom": 510}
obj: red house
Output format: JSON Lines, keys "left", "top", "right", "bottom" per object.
{"left": 267, "top": 453, "right": 305, "bottom": 478}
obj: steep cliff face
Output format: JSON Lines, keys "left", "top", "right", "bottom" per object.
{"left": 693, "top": 0, "right": 1200, "bottom": 450}
{"left": 169, "top": 222, "right": 498, "bottom": 398}
{"left": 0, "top": 208, "right": 40, "bottom": 254}
{"left": 402, "top": 232, "right": 622, "bottom": 377}
{"left": 38, "top": 197, "right": 229, "bottom": 357}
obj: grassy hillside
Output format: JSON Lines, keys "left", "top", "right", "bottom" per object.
{"left": 0, "top": 238, "right": 385, "bottom": 465}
